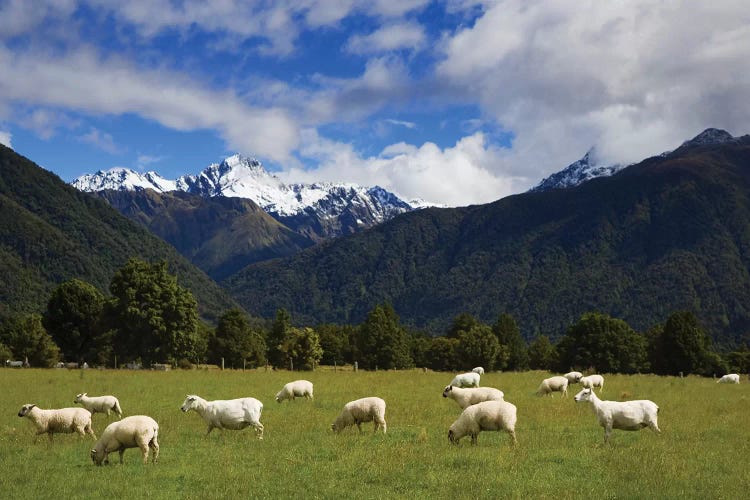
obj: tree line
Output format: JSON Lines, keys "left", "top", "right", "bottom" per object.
{"left": 1, "top": 258, "right": 748, "bottom": 375}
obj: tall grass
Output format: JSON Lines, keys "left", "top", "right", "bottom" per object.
{"left": 1, "top": 368, "right": 748, "bottom": 499}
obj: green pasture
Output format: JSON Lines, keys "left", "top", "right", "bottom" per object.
{"left": 0, "top": 368, "right": 748, "bottom": 499}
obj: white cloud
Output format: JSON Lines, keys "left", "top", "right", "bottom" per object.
{"left": 345, "top": 22, "right": 426, "bottom": 54}
{"left": 78, "top": 127, "right": 121, "bottom": 154}
{"left": 0, "top": 130, "right": 11, "bottom": 148}
{"left": 384, "top": 119, "right": 416, "bottom": 129}
{"left": 136, "top": 154, "right": 164, "bottom": 170}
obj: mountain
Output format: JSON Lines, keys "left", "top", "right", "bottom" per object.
{"left": 73, "top": 154, "right": 416, "bottom": 241}
{"left": 531, "top": 147, "right": 624, "bottom": 192}
{"left": 0, "top": 144, "right": 238, "bottom": 322}
{"left": 224, "top": 130, "right": 750, "bottom": 344}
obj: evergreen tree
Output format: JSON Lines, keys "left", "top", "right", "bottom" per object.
{"left": 493, "top": 313, "right": 529, "bottom": 371}
{"left": 446, "top": 313, "right": 480, "bottom": 338}
{"left": 316, "top": 323, "right": 352, "bottom": 366}
{"left": 267, "top": 308, "right": 291, "bottom": 367}
{"left": 427, "top": 337, "right": 460, "bottom": 371}
{"left": 209, "top": 308, "right": 266, "bottom": 368}
{"left": 456, "top": 324, "right": 503, "bottom": 371}
{"left": 527, "top": 335, "right": 558, "bottom": 370}
{"left": 280, "top": 327, "right": 323, "bottom": 370}
{"left": 650, "top": 311, "right": 716, "bottom": 375}
{"left": 0, "top": 314, "right": 60, "bottom": 367}
{"left": 357, "top": 304, "right": 413, "bottom": 370}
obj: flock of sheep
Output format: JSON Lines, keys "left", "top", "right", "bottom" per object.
{"left": 15, "top": 369, "right": 743, "bottom": 465}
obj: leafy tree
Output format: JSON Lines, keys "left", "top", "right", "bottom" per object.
{"left": 0, "top": 314, "right": 60, "bottom": 367}
{"left": 456, "top": 324, "right": 503, "bottom": 371}
{"left": 316, "top": 323, "right": 353, "bottom": 366}
{"left": 527, "top": 335, "right": 558, "bottom": 370}
{"left": 267, "top": 308, "right": 291, "bottom": 367}
{"left": 493, "top": 313, "right": 529, "bottom": 371}
{"left": 357, "top": 304, "right": 413, "bottom": 370}
{"left": 726, "top": 345, "right": 750, "bottom": 374}
{"left": 106, "top": 258, "right": 201, "bottom": 366}
{"left": 280, "top": 327, "right": 323, "bottom": 371}
{"left": 427, "top": 337, "right": 459, "bottom": 371}
{"left": 557, "top": 313, "right": 649, "bottom": 373}
{"left": 409, "top": 331, "right": 432, "bottom": 369}
{"left": 650, "top": 311, "right": 716, "bottom": 375}
{"left": 0, "top": 342, "right": 11, "bottom": 361}
{"left": 43, "top": 279, "right": 106, "bottom": 364}
{"left": 446, "top": 313, "right": 480, "bottom": 338}
{"left": 209, "top": 308, "right": 266, "bottom": 368}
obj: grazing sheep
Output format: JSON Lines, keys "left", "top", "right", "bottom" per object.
{"left": 275, "top": 380, "right": 314, "bottom": 403}
{"left": 442, "top": 385, "right": 504, "bottom": 409}
{"left": 180, "top": 395, "right": 264, "bottom": 439}
{"left": 574, "top": 388, "right": 660, "bottom": 443}
{"left": 472, "top": 367, "right": 485, "bottom": 375}
{"left": 580, "top": 374, "right": 605, "bottom": 392}
{"left": 90, "top": 415, "right": 159, "bottom": 465}
{"left": 536, "top": 376, "right": 569, "bottom": 397}
{"left": 17, "top": 404, "right": 95, "bottom": 441}
{"left": 331, "top": 397, "right": 386, "bottom": 434}
{"left": 74, "top": 393, "right": 123, "bottom": 418}
{"left": 717, "top": 374, "right": 740, "bottom": 384}
{"left": 564, "top": 371, "right": 584, "bottom": 384}
{"left": 448, "top": 400, "right": 517, "bottom": 446}
{"left": 450, "top": 372, "right": 481, "bottom": 388}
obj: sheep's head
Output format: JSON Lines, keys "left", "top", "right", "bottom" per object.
{"left": 448, "top": 429, "right": 458, "bottom": 445}
{"left": 442, "top": 385, "right": 453, "bottom": 398}
{"left": 180, "top": 395, "right": 198, "bottom": 412}
{"left": 18, "top": 404, "right": 36, "bottom": 417}
{"left": 574, "top": 388, "right": 593, "bottom": 403}
{"left": 91, "top": 448, "right": 108, "bottom": 466}
{"left": 74, "top": 393, "right": 86, "bottom": 404}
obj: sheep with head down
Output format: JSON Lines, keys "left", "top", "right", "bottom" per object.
{"left": 448, "top": 400, "right": 517, "bottom": 447}
{"left": 717, "top": 374, "right": 740, "bottom": 384}
{"left": 580, "top": 374, "right": 605, "bottom": 392}
{"left": 536, "top": 376, "right": 568, "bottom": 397}
{"left": 331, "top": 397, "right": 386, "bottom": 434}
{"left": 90, "top": 415, "right": 159, "bottom": 465}
{"left": 450, "top": 372, "right": 480, "bottom": 388}
{"left": 276, "top": 380, "right": 314, "bottom": 403}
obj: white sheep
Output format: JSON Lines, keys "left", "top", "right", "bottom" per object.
{"left": 90, "top": 415, "right": 159, "bottom": 465}
{"left": 180, "top": 395, "right": 264, "bottom": 439}
{"left": 331, "top": 397, "right": 387, "bottom": 434}
{"left": 17, "top": 404, "right": 96, "bottom": 441}
{"left": 717, "top": 374, "right": 740, "bottom": 384}
{"left": 536, "top": 376, "right": 569, "bottom": 397}
{"left": 472, "top": 366, "right": 485, "bottom": 375}
{"left": 448, "top": 400, "right": 517, "bottom": 446}
{"left": 275, "top": 380, "right": 314, "bottom": 403}
{"left": 450, "top": 372, "right": 481, "bottom": 388}
{"left": 74, "top": 393, "right": 123, "bottom": 418}
{"left": 564, "top": 371, "right": 584, "bottom": 384}
{"left": 442, "top": 385, "right": 504, "bottom": 409}
{"left": 580, "top": 374, "right": 605, "bottom": 392}
{"left": 574, "top": 388, "right": 660, "bottom": 443}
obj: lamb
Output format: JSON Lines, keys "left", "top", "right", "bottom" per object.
{"left": 536, "top": 376, "right": 569, "bottom": 397}
{"left": 275, "top": 380, "right": 314, "bottom": 403}
{"left": 564, "top": 371, "right": 584, "bottom": 384}
{"left": 472, "top": 367, "right": 485, "bottom": 375}
{"left": 574, "top": 388, "right": 660, "bottom": 443}
{"left": 450, "top": 372, "right": 481, "bottom": 388}
{"left": 331, "top": 397, "right": 387, "bottom": 434}
{"left": 580, "top": 374, "right": 605, "bottom": 392}
{"left": 74, "top": 393, "right": 123, "bottom": 418}
{"left": 448, "top": 400, "right": 517, "bottom": 446}
{"left": 442, "top": 385, "right": 504, "bottom": 409}
{"left": 180, "top": 395, "right": 264, "bottom": 439}
{"left": 90, "top": 415, "right": 159, "bottom": 465}
{"left": 717, "top": 373, "right": 740, "bottom": 384}
{"left": 17, "top": 404, "right": 96, "bottom": 441}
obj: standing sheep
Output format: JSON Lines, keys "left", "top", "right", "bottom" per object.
{"left": 331, "top": 397, "right": 387, "bottom": 434}
{"left": 574, "top": 388, "right": 660, "bottom": 444}
{"left": 450, "top": 372, "right": 481, "bottom": 388}
{"left": 74, "top": 393, "right": 123, "bottom": 418}
{"left": 564, "top": 371, "right": 583, "bottom": 384}
{"left": 17, "top": 404, "right": 96, "bottom": 441}
{"left": 580, "top": 374, "right": 605, "bottom": 392}
{"left": 180, "top": 395, "right": 264, "bottom": 439}
{"left": 472, "top": 367, "right": 485, "bottom": 375}
{"left": 448, "top": 400, "right": 517, "bottom": 446}
{"left": 536, "top": 376, "right": 569, "bottom": 397}
{"left": 442, "top": 385, "right": 504, "bottom": 409}
{"left": 275, "top": 380, "right": 314, "bottom": 403}
{"left": 90, "top": 415, "right": 159, "bottom": 465}
{"left": 717, "top": 374, "right": 740, "bottom": 384}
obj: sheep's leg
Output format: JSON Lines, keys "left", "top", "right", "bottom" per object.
{"left": 649, "top": 421, "right": 661, "bottom": 434}
{"left": 380, "top": 420, "right": 387, "bottom": 434}
{"left": 253, "top": 421, "right": 264, "bottom": 440}
{"left": 150, "top": 436, "right": 159, "bottom": 463}
{"left": 355, "top": 421, "right": 362, "bottom": 433}
{"left": 206, "top": 425, "right": 215, "bottom": 435}
{"left": 119, "top": 449, "right": 126, "bottom": 464}
{"left": 508, "top": 429, "right": 517, "bottom": 447}
{"left": 470, "top": 433, "right": 478, "bottom": 445}
{"left": 604, "top": 425, "right": 613, "bottom": 444}
{"left": 86, "top": 424, "right": 97, "bottom": 440}
{"left": 47, "top": 431, "right": 54, "bottom": 442}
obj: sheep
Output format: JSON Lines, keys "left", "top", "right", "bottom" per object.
{"left": 450, "top": 372, "right": 481, "bottom": 388}
{"left": 448, "top": 400, "right": 517, "bottom": 446}
{"left": 717, "top": 374, "right": 740, "bottom": 384}
{"left": 90, "top": 415, "right": 159, "bottom": 466}
{"left": 564, "top": 371, "right": 584, "bottom": 384}
{"left": 331, "top": 397, "right": 387, "bottom": 434}
{"left": 471, "top": 366, "right": 485, "bottom": 375}
{"left": 574, "top": 388, "right": 660, "bottom": 443}
{"left": 442, "top": 385, "right": 504, "bottom": 410}
{"left": 275, "top": 380, "right": 314, "bottom": 403}
{"left": 180, "top": 395, "right": 264, "bottom": 439}
{"left": 17, "top": 404, "right": 96, "bottom": 441}
{"left": 74, "top": 393, "right": 123, "bottom": 418}
{"left": 536, "top": 376, "right": 569, "bottom": 397}
{"left": 580, "top": 374, "right": 605, "bottom": 392}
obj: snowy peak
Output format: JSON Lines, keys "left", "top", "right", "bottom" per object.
{"left": 72, "top": 168, "right": 177, "bottom": 192}
{"left": 531, "top": 147, "right": 624, "bottom": 192}
{"left": 678, "top": 128, "right": 736, "bottom": 149}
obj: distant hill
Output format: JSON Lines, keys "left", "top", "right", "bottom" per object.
{"left": 225, "top": 131, "right": 750, "bottom": 344}
{"left": 0, "top": 144, "right": 238, "bottom": 322}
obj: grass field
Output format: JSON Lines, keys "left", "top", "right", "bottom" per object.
{"left": 1, "top": 368, "right": 748, "bottom": 499}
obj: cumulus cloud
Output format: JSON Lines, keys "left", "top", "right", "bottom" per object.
{"left": 0, "top": 130, "right": 11, "bottom": 148}
{"left": 78, "top": 127, "right": 121, "bottom": 154}
{"left": 345, "top": 22, "right": 426, "bottom": 54}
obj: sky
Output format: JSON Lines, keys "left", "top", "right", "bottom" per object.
{"left": 1, "top": 1, "right": 750, "bottom": 207}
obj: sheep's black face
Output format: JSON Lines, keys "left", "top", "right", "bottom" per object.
{"left": 448, "top": 429, "right": 457, "bottom": 444}
{"left": 18, "top": 404, "right": 34, "bottom": 417}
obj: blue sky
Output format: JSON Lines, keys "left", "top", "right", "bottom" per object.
{"left": 1, "top": 1, "right": 749, "bottom": 206}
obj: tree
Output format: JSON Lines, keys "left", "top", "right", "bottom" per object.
{"left": 557, "top": 313, "right": 649, "bottom": 373}
{"left": 43, "top": 279, "right": 107, "bottom": 365}
{"left": 316, "top": 323, "right": 353, "bottom": 366}
{"left": 0, "top": 314, "right": 60, "bottom": 367}
{"left": 527, "top": 335, "right": 557, "bottom": 370}
{"left": 267, "top": 308, "right": 291, "bottom": 367}
{"left": 493, "top": 313, "right": 529, "bottom": 371}
{"left": 357, "top": 304, "right": 413, "bottom": 370}
{"left": 427, "top": 337, "right": 460, "bottom": 371}
{"left": 446, "top": 313, "right": 480, "bottom": 338}
{"left": 209, "top": 308, "right": 266, "bottom": 368}
{"left": 456, "top": 324, "right": 503, "bottom": 371}
{"left": 280, "top": 327, "right": 323, "bottom": 371}
{"left": 650, "top": 311, "right": 716, "bottom": 376}
{"left": 106, "top": 258, "right": 201, "bottom": 366}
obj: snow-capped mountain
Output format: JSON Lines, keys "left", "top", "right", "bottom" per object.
{"left": 73, "top": 154, "right": 417, "bottom": 240}
{"left": 530, "top": 147, "right": 624, "bottom": 192}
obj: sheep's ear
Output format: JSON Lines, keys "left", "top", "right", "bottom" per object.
{"left": 29, "top": 404, "right": 37, "bottom": 409}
